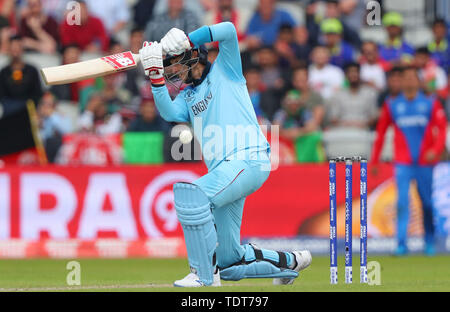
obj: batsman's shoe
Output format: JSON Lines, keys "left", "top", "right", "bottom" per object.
{"left": 174, "top": 269, "right": 221, "bottom": 287}
{"left": 273, "top": 250, "right": 312, "bottom": 285}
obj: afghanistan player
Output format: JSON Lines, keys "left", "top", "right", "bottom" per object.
{"left": 371, "top": 66, "right": 447, "bottom": 256}
{"left": 138, "top": 22, "right": 312, "bottom": 287}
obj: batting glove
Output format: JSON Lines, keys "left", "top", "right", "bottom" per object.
{"left": 139, "top": 41, "right": 165, "bottom": 85}
{"left": 161, "top": 28, "right": 193, "bottom": 56}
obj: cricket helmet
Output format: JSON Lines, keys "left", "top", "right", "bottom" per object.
{"left": 163, "top": 45, "right": 209, "bottom": 90}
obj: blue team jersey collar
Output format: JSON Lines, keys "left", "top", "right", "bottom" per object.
{"left": 399, "top": 91, "right": 425, "bottom": 102}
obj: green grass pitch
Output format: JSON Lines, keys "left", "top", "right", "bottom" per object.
{"left": 0, "top": 256, "right": 449, "bottom": 292}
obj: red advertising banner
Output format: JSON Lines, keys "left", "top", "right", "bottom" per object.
{"left": 0, "top": 163, "right": 395, "bottom": 241}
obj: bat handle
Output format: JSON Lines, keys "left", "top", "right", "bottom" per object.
{"left": 132, "top": 53, "right": 141, "bottom": 64}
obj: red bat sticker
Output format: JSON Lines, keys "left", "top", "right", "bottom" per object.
{"left": 101, "top": 52, "right": 136, "bottom": 69}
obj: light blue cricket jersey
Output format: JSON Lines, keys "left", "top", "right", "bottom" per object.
{"left": 152, "top": 22, "right": 270, "bottom": 170}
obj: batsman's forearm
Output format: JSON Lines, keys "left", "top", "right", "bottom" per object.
{"left": 151, "top": 85, "right": 176, "bottom": 121}
{"left": 151, "top": 85, "right": 187, "bottom": 123}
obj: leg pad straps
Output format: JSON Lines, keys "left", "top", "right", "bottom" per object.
{"left": 220, "top": 244, "right": 298, "bottom": 281}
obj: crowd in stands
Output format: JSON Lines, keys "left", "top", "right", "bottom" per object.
{"left": 0, "top": 0, "right": 449, "bottom": 164}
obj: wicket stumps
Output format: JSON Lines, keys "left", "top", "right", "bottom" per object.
{"left": 360, "top": 159, "right": 368, "bottom": 284}
{"left": 329, "top": 157, "right": 368, "bottom": 285}
{"left": 329, "top": 160, "right": 337, "bottom": 284}
{"left": 344, "top": 158, "right": 352, "bottom": 284}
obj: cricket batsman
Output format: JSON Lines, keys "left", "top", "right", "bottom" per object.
{"left": 138, "top": 22, "right": 312, "bottom": 287}
{"left": 371, "top": 66, "right": 447, "bottom": 256}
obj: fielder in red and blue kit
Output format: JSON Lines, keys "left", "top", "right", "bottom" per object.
{"left": 371, "top": 68, "right": 447, "bottom": 255}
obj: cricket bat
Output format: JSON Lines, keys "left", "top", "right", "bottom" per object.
{"left": 41, "top": 51, "right": 141, "bottom": 85}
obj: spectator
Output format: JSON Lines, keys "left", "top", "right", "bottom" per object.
{"left": 0, "top": 35, "right": 42, "bottom": 104}
{"left": 339, "top": 0, "right": 367, "bottom": 31}
{"left": 0, "top": 0, "right": 16, "bottom": 53}
{"left": 244, "top": 66, "right": 271, "bottom": 124}
{"left": 414, "top": 47, "right": 447, "bottom": 95}
{"left": 60, "top": 0, "right": 109, "bottom": 53}
{"left": 132, "top": 0, "right": 157, "bottom": 29}
{"left": 379, "top": 12, "right": 414, "bottom": 64}
{"left": 204, "top": 0, "right": 247, "bottom": 43}
{"left": 106, "top": 38, "right": 140, "bottom": 100}
{"left": 0, "top": 20, "right": 10, "bottom": 54}
{"left": 19, "top": 0, "right": 59, "bottom": 53}
{"left": 0, "top": 22, "right": 10, "bottom": 54}
{"left": 0, "top": 0, "right": 16, "bottom": 32}
{"left": 78, "top": 93, "right": 123, "bottom": 135}
{"left": 85, "top": 0, "right": 129, "bottom": 36}
{"left": 130, "top": 27, "right": 144, "bottom": 54}
{"left": 255, "top": 46, "right": 287, "bottom": 91}
{"left": 326, "top": 0, "right": 361, "bottom": 47}
{"left": 306, "top": 0, "right": 361, "bottom": 48}
{"left": 274, "top": 66, "right": 325, "bottom": 142}
{"left": 246, "top": 0, "right": 297, "bottom": 49}
{"left": 20, "top": 0, "right": 70, "bottom": 22}
{"left": 274, "top": 24, "right": 303, "bottom": 68}
{"left": 126, "top": 27, "right": 146, "bottom": 97}
{"left": 378, "top": 66, "right": 403, "bottom": 108}
{"left": 428, "top": 19, "right": 450, "bottom": 73}
{"left": 118, "top": 106, "right": 137, "bottom": 131}
{"left": 292, "top": 26, "right": 312, "bottom": 65}
{"left": 50, "top": 44, "right": 82, "bottom": 102}
{"left": 308, "top": 45, "right": 345, "bottom": 100}
{"left": 321, "top": 18, "right": 354, "bottom": 69}
{"left": 291, "top": 65, "right": 325, "bottom": 126}
{"left": 37, "top": 91, "right": 72, "bottom": 162}
{"left": 101, "top": 73, "right": 132, "bottom": 115}
{"left": 108, "top": 37, "right": 125, "bottom": 55}
{"left": 78, "top": 68, "right": 132, "bottom": 115}
{"left": 326, "top": 62, "right": 378, "bottom": 129}
{"left": 127, "top": 96, "right": 170, "bottom": 132}
{"left": 273, "top": 91, "right": 319, "bottom": 144}
{"left": 360, "top": 41, "right": 387, "bottom": 91}
{"left": 152, "top": 0, "right": 212, "bottom": 18}
{"left": 145, "top": 0, "right": 200, "bottom": 43}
